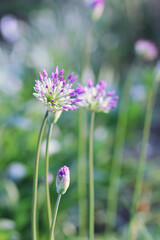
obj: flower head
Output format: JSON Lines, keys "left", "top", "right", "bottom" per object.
{"left": 33, "top": 66, "right": 85, "bottom": 112}
{"left": 56, "top": 166, "right": 70, "bottom": 195}
{"left": 134, "top": 39, "right": 158, "bottom": 61}
{"left": 77, "top": 79, "right": 118, "bottom": 113}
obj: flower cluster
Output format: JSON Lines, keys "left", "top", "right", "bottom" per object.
{"left": 56, "top": 166, "right": 70, "bottom": 195}
{"left": 33, "top": 66, "right": 85, "bottom": 112}
{"left": 134, "top": 39, "right": 158, "bottom": 61}
{"left": 77, "top": 79, "right": 118, "bottom": 113}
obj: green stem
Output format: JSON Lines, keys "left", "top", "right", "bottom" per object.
{"left": 106, "top": 78, "right": 131, "bottom": 229}
{"left": 77, "top": 109, "right": 87, "bottom": 236}
{"left": 45, "top": 123, "right": 53, "bottom": 228}
{"left": 77, "top": 22, "right": 93, "bottom": 237}
{"left": 32, "top": 110, "right": 49, "bottom": 240}
{"left": 81, "top": 23, "right": 93, "bottom": 80}
{"left": 89, "top": 112, "right": 95, "bottom": 240}
{"left": 127, "top": 75, "right": 159, "bottom": 239}
{"left": 49, "top": 194, "right": 61, "bottom": 240}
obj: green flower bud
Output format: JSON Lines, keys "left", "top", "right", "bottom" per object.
{"left": 48, "top": 111, "right": 62, "bottom": 124}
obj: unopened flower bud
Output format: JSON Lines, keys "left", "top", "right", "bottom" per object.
{"left": 91, "top": 0, "right": 105, "bottom": 21}
{"left": 56, "top": 166, "right": 70, "bottom": 195}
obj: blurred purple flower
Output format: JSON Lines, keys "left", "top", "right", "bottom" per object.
{"left": 91, "top": 0, "right": 105, "bottom": 20}
{"left": 77, "top": 79, "right": 118, "bottom": 113}
{"left": 134, "top": 39, "right": 158, "bottom": 61}
{"left": 33, "top": 66, "right": 85, "bottom": 112}
{"left": 56, "top": 166, "right": 70, "bottom": 195}
{"left": 91, "top": 0, "right": 105, "bottom": 21}
{"left": 155, "top": 59, "right": 160, "bottom": 72}
{"left": 85, "top": 0, "right": 105, "bottom": 21}
{"left": 154, "top": 59, "right": 160, "bottom": 80}
{"left": 91, "top": 0, "right": 105, "bottom": 8}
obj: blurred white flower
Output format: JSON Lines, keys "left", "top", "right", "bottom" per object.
{"left": 41, "top": 139, "right": 61, "bottom": 156}
{"left": 131, "top": 84, "right": 146, "bottom": 102}
{"left": 28, "top": 45, "right": 51, "bottom": 69}
{"left": 0, "top": 69, "right": 22, "bottom": 95}
{"left": 94, "top": 126, "right": 107, "bottom": 141}
{"left": 0, "top": 14, "right": 20, "bottom": 43}
{"left": 63, "top": 221, "right": 77, "bottom": 236}
{"left": 7, "top": 116, "right": 32, "bottom": 130}
{"left": 6, "top": 162, "right": 27, "bottom": 181}
{"left": 0, "top": 219, "right": 15, "bottom": 230}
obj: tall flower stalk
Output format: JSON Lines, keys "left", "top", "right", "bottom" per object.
{"left": 32, "top": 110, "right": 49, "bottom": 240}
{"left": 78, "top": 0, "right": 105, "bottom": 235}
{"left": 127, "top": 68, "right": 160, "bottom": 239}
{"left": 77, "top": 79, "right": 118, "bottom": 239}
{"left": 45, "top": 122, "right": 53, "bottom": 227}
{"left": 106, "top": 77, "right": 131, "bottom": 229}
{"left": 49, "top": 194, "right": 61, "bottom": 240}
{"left": 89, "top": 112, "right": 95, "bottom": 240}
{"left": 77, "top": 23, "right": 93, "bottom": 237}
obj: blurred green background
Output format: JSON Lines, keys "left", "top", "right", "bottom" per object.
{"left": 0, "top": 0, "right": 160, "bottom": 239}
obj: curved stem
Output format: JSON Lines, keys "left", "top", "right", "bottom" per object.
{"left": 127, "top": 75, "right": 159, "bottom": 239}
{"left": 45, "top": 123, "right": 53, "bottom": 228}
{"left": 32, "top": 110, "right": 49, "bottom": 240}
{"left": 49, "top": 194, "right": 61, "bottom": 240}
{"left": 89, "top": 112, "right": 95, "bottom": 240}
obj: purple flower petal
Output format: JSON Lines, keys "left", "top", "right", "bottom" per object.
{"left": 68, "top": 72, "right": 74, "bottom": 80}
{"left": 70, "top": 75, "right": 78, "bottom": 83}
{"left": 54, "top": 66, "right": 58, "bottom": 78}
{"left": 39, "top": 72, "right": 43, "bottom": 81}
{"left": 88, "top": 79, "right": 93, "bottom": 88}
{"left": 59, "top": 69, "right": 64, "bottom": 76}
{"left": 107, "top": 90, "right": 116, "bottom": 97}
{"left": 50, "top": 72, "right": 54, "bottom": 79}
{"left": 43, "top": 69, "right": 48, "bottom": 77}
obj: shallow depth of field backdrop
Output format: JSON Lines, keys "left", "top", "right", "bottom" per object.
{"left": 0, "top": 0, "right": 160, "bottom": 239}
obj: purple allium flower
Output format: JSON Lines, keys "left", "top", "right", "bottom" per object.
{"left": 77, "top": 79, "right": 118, "bottom": 113}
{"left": 56, "top": 166, "right": 70, "bottom": 195}
{"left": 134, "top": 39, "right": 158, "bottom": 61}
{"left": 33, "top": 66, "right": 84, "bottom": 112}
